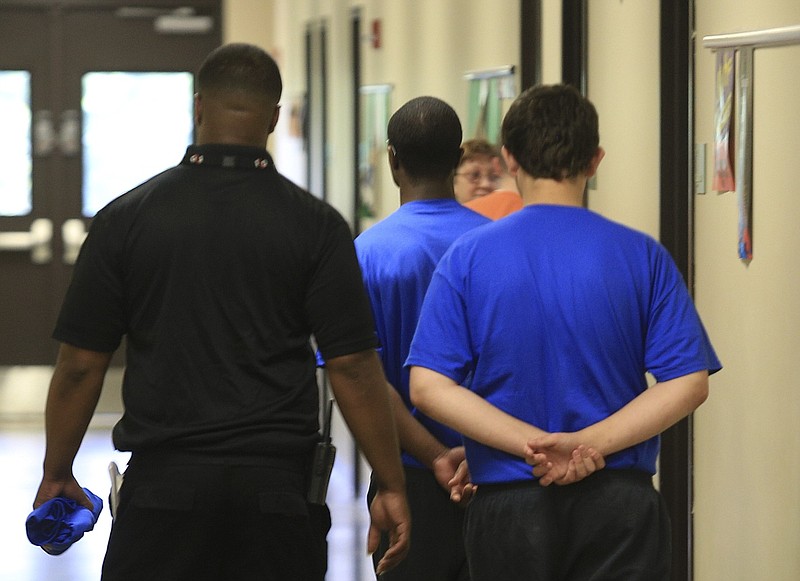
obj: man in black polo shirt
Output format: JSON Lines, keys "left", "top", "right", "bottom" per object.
{"left": 32, "top": 43, "right": 410, "bottom": 580}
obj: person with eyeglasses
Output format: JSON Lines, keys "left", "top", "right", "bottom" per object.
{"left": 463, "top": 151, "right": 524, "bottom": 220}
{"left": 453, "top": 139, "right": 502, "bottom": 203}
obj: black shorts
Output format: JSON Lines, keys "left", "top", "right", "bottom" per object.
{"left": 464, "top": 470, "right": 670, "bottom": 581}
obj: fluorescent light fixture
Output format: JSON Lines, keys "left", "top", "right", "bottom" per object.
{"left": 154, "top": 14, "right": 214, "bottom": 35}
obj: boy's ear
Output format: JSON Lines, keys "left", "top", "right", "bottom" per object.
{"left": 501, "top": 146, "right": 519, "bottom": 176}
{"left": 586, "top": 147, "right": 605, "bottom": 177}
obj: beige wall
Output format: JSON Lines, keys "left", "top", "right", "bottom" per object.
{"left": 586, "top": 1, "right": 660, "bottom": 238}
{"left": 223, "top": 0, "right": 658, "bottom": 233}
{"left": 222, "top": 0, "right": 274, "bottom": 52}
{"left": 540, "top": 0, "right": 563, "bottom": 84}
{"left": 230, "top": 0, "right": 519, "bottom": 222}
{"left": 693, "top": 2, "right": 800, "bottom": 579}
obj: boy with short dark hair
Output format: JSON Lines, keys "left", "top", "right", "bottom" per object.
{"left": 408, "top": 84, "right": 721, "bottom": 580}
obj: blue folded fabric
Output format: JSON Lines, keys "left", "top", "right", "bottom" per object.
{"left": 26, "top": 488, "right": 104, "bottom": 555}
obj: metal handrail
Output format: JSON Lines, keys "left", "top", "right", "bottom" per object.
{"left": 703, "top": 24, "right": 800, "bottom": 50}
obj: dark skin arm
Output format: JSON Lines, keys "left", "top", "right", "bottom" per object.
{"left": 34, "top": 343, "right": 113, "bottom": 511}
{"left": 386, "top": 386, "right": 475, "bottom": 505}
{"left": 325, "top": 349, "right": 411, "bottom": 574}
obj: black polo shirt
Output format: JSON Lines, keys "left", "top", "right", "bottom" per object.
{"left": 54, "top": 144, "right": 378, "bottom": 457}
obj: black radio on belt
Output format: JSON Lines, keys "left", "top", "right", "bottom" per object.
{"left": 307, "top": 398, "right": 337, "bottom": 505}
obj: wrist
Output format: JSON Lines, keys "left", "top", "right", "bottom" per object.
{"left": 374, "top": 480, "right": 406, "bottom": 495}
{"left": 373, "top": 466, "right": 407, "bottom": 493}
{"left": 42, "top": 462, "right": 74, "bottom": 483}
{"left": 426, "top": 445, "right": 452, "bottom": 470}
{"left": 577, "top": 426, "right": 608, "bottom": 457}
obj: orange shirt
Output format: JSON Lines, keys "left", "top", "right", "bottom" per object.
{"left": 464, "top": 189, "right": 523, "bottom": 220}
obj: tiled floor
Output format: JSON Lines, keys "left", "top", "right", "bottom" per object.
{"left": 0, "top": 367, "right": 376, "bottom": 581}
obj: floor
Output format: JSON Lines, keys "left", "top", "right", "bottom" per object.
{"left": 0, "top": 367, "right": 376, "bottom": 581}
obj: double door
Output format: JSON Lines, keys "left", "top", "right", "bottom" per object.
{"left": 0, "top": 2, "right": 220, "bottom": 364}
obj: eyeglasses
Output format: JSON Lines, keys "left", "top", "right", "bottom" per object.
{"left": 455, "top": 170, "right": 501, "bottom": 184}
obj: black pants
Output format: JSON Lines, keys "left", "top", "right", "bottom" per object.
{"left": 101, "top": 453, "right": 330, "bottom": 581}
{"left": 368, "top": 466, "right": 469, "bottom": 581}
{"left": 464, "top": 470, "right": 670, "bottom": 581}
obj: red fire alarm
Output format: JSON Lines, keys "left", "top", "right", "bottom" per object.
{"left": 372, "top": 18, "right": 381, "bottom": 49}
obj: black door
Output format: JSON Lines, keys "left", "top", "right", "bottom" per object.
{"left": 0, "top": 2, "right": 221, "bottom": 365}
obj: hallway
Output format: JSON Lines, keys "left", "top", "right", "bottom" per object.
{"left": 1, "top": 368, "right": 376, "bottom": 581}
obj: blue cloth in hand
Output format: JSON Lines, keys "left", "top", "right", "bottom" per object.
{"left": 26, "top": 488, "right": 104, "bottom": 555}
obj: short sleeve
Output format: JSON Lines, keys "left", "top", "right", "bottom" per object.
{"left": 305, "top": 212, "right": 378, "bottom": 360}
{"left": 405, "top": 247, "right": 474, "bottom": 384}
{"left": 53, "top": 209, "right": 126, "bottom": 352}
{"left": 644, "top": 247, "right": 722, "bottom": 382}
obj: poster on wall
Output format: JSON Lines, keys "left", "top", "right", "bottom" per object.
{"left": 713, "top": 49, "right": 736, "bottom": 193}
{"left": 464, "top": 66, "right": 516, "bottom": 145}
{"left": 358, "top": 84, "right": 392, "bottom": 233}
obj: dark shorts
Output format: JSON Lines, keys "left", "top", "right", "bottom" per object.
{"left": 101, "top": 452, "right": 330, "bottom": 581}
{"left": 368, "top": 466, "right": 469, "bottom": 581}
{"left": 464, "top": 470, "right": 670, "bottom": 581}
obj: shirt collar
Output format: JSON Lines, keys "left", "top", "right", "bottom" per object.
{"left": 181, "top": 144, "right": 274, "bottom": 171}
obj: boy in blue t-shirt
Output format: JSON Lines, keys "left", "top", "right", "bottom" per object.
{"left": 407, "top": 84, "right": 721, "bottom": 580}
{"left": 359, "top": 96, "right": 489, "bottom": 580}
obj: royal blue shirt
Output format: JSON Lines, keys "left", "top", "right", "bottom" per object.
{"left": 356, "top": 199, "right": 489, "bottom": 467}
{"left": 407, "top": 205, "right": 721, "bottom": 483}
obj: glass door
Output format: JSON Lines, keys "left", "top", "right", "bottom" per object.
{"left": 0, "top": 6, "right": 59, "bottom": 365}
{"left": 0, "top": 2, "right": 220, "bottom": 365}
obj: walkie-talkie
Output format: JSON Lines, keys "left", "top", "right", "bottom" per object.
{"left": 307, "top": 398, "right": 337, "bottom": 504}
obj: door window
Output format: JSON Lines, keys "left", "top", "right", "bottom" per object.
{"left": 82, "top": 71, "right": 194, "bottom": 216}
{"left": 0, "top": 2, "right": 220, "bottom": 365}
{"left": 0, "top": 71, "right": 32, "bottom": 216}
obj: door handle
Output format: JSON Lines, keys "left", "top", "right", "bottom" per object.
{"left": 0, "top": 219, "right": 53, "bottom": 264}
{"left": 59, "top": 110, "right": 81, "bottom": 156}
{"left": 33, "top": 109, "right": 80, "bottom": 157}
{"left": 33, "top": 111, "right": 57, "bottom": 157}
{"left": 62, "top": 219, "right": 87, "bottom": 265}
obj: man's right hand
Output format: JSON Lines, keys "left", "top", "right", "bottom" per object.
{"left": 33, "top": 475, "right": 92, "bottom": 511}
{"left": 367, "top": 487, "right": 411, "bottom": 575}
{"left": 432, "top": 447, "right": 476, "bottom": 505}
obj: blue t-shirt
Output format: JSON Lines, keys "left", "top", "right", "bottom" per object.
{"left": 356, "top": 199, "right": 490, "bottom": 467}
{"left": 407, "top": 205, "right": 721, "bottom": 484}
